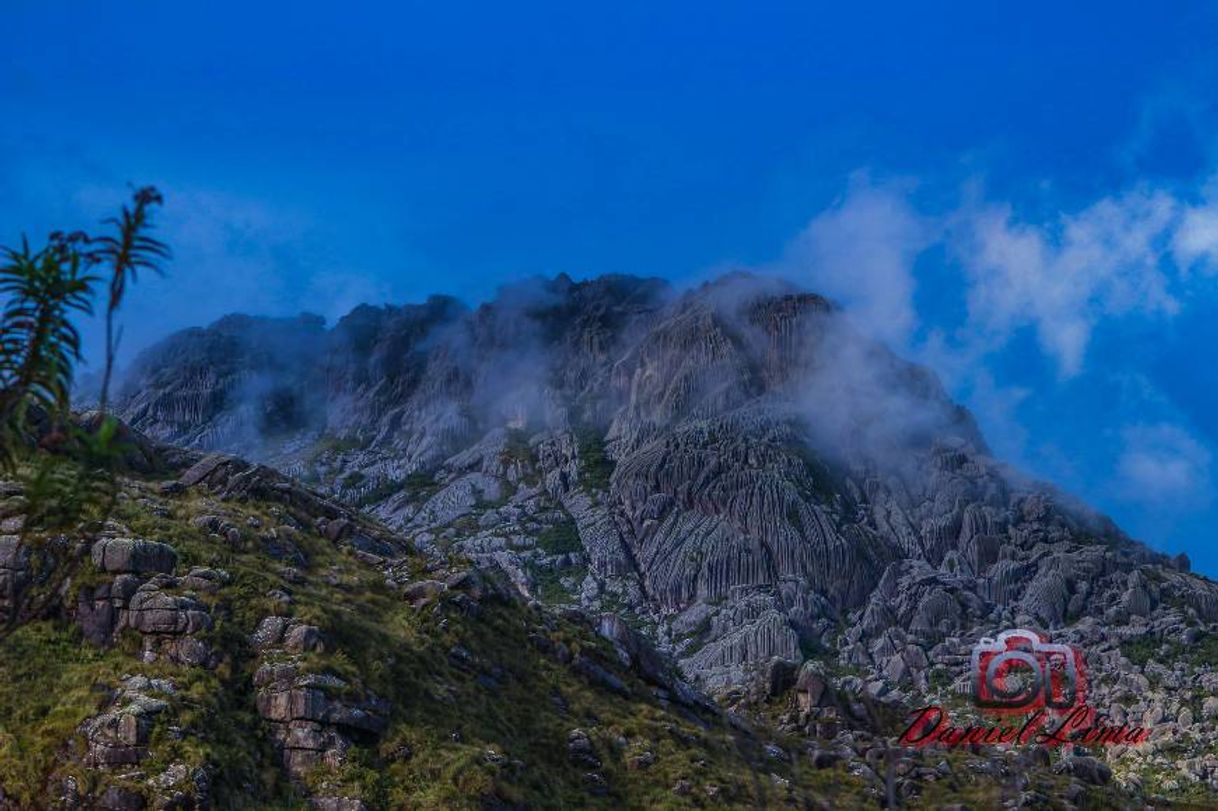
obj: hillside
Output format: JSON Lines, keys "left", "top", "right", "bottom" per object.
{"left": 100, "top": 272, "right": 1218, "bottom": 804}
{"left": 0, "top": 435, "right": 821, "bottom": 809}
{"left": 4, "top": 429, "right": 1162, "bottom": 809}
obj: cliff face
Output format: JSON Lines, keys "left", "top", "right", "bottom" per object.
{"left": 3, "top": 435, "right": 863, "bottom": 810}
{"left": 116, "top": 273, "right": 1216, "bottom": 698}
{"left": 3, "top": 431, "right": 1177, "bottom": 809}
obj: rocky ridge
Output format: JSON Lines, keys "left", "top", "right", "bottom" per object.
{"left": 8, "top": 424, "right": 1160, "bottom": 808}
{"left": 3, "top": 436, "right": 862, "bottom": 809}
{"left": 106, "top": 272, "right": 1218, "bottom": 804}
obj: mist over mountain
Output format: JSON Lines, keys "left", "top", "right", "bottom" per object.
{"left": 9, "top": 1, "right": 1218, "bottom": 804}
{"left": 4, "top": 271, "right": 1217, "bottom": 807}
{"left": 115, "top": 272, "right": 1212, "bottom": 693}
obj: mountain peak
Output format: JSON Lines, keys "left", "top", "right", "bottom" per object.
{"left": 111, "top": 271, "right": 1206, "bottom": 694}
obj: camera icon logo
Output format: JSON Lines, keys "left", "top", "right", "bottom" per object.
{"left": 971, "top": 629, "right": 1085, "bottom": 713}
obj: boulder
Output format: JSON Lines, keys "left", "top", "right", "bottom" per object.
{"left": 254, "top": 662, "right": 390, "bottom": 780}
{"left": 253, "top": 616, "right": 291, "bottom": 649}
{"left": 285, "top": 623, "right": 325, "bottom": 653}
{"left": 402, "top": 579, "right": 446, "bottom": 607}
{"left": 127, "top": 589, "right": 211, "bottom": 635}
{"left": 1055, "top": 756, "right": 1112, "bottom": 785}
{"left": 567, "top": 728, "right": 601, "bottom": 769}
{"left": 795, "top": 664, "right": 828, "bottom": 710}
{"left": 91, "top": 538, "right": 177, "bottom": 575}
{"left": 82, "top": 677, "right": 173, "bottom": 769}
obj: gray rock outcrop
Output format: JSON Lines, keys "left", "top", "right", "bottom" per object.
{"left": 115, "top": 272, "right": 1208, "bottom": 694}
{"left": 91, "top": 538, "right": 178, "bottom": 575}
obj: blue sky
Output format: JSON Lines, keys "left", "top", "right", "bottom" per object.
{"left": 3, "top": 2, "right": 1218, "bottom": 572}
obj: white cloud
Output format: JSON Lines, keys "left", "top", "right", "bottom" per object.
{"left": 778, "top": 175, "right": 1218, "bottom": 514}
{"left": 1115, "top": 423, "right": 1213, "bottom": 508}
{"left": 951, "top": 189, "right": 1181, "bottom": 377}
{"left": 783, "top": 177, "right": 1207, "bottom": 380}
{"left": 783, "top": 174, "right": 931, "bottom": 347}
{"left": 1173, "top": 180, "right": 1218, "bottom": 274}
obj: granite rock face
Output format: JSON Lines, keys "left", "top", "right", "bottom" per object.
{"left": 116, "top": 273, "right": 1211, "bottom": 691}
{"left": 254, "top": 658, "right": 389, "bottom": 779}
{"left": 0, "top": 402, "right": 1214, "bottom": 805}
{"left": 75, "top": 548, "right": 219, "bottom": 668}
{"left": 0, "top": 534, "right": 30, "bottom": 625}
{"left": 91, "top": 538, "right": 179, "bottom": 575}
{"left": 82, "top": 675, "right": 175, "bottom": 768}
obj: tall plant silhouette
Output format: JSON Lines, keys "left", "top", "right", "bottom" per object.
{"left": 91, "top": 186, "right": 169, "bottom": 415}
{"left": 0, "top": 234, "right": 97, "bottom": 470}
{"left": 0, "top": 186, "right": 169, "bottom": 527}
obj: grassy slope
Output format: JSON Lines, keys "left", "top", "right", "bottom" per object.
{"left": 0, "top": 477, "right": 867, "bottom": 809}
{"left": 1, "top": 468, "right": 1164, "bottom": 810}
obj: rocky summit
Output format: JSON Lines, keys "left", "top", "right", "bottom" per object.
{"left": 116, "top": 273, "right": 1216, "bottom": 678}
{"left": 2, "top": 273, "right": 1217, "bottom": 808}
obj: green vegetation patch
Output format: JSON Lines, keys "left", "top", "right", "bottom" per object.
{"left": 500, "top": 428, "right": 533, "bottom": 465}
{"left": 308, "top": 434, "right": 368, "bottom": 461}
{"left": 1122, "top": 632, "right": 1218, "bottom": 669}
{"left": 356, "top": 477, "right": 406, "bottom": 508}
{"left": 536, "top": 517, "right": 583, "bottom": 555}
{"left": 0, "top": 621, "right": 130, "bottom": 804}
{"left": 341, "top": 471, "right": 367, "bottom": 489}
{"left": 575, "top": 427, "right": 615, "bottom": 491}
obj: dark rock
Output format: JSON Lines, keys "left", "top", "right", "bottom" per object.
{"left": 261, "top": 532, "right": 307, "bottom": 567}
{"left": 626, "top": 751, "right": 655, "bottom": 770}
{"left": 323, "top": 518, "right": 353, "bottom": 542}
{"left": 762, "top": 657, "right": 799, "bottom": 698}
{"left": 76, "top": 589, "right": 117, "bottom": 645}
{"left": 0, "top": 535, "right": 30, "bottom": 624}
{"left": 810, "top": 748, "right": 842, "bottom": 769}
{"left": 345, "top": 530, "right": 397, "bottom": 558}
{"left": 161, "top": 636, "right": 215, "bottom": 667}
{"left": 583, "top": 771, "right": 609, "bottom": 796}
{"left": 179, "top": 566, "right": 229, "bottom": 592}
{"left": 567, "top": 729, "right": 601, "bottom": 769}
{"left": 255, "top": 660, "right": 389, "bottom": 781}
{"left": 252, "top": 616, "right": 291, "bottom": 649}
{"left": 596, "top": 613, "right": 674, "bottom": 691}
{"left": 445, "top": 569, "right": 484, "bottom": 599}
{"left": 573, "top": 655, "right": 630, "bottom": 697}
{"left": 284, "top": 623, "right": 325, "bottom": 653}
{"left": 402, "top": 579, "right": 446, "bottom": 607}
{"left": 82, "top": 679, "right": 172, "bottom": 768}
{"left": 1055, "top": 756, "right": 1112, "bottom": 786}
{"left": 97, "top": 786, "right": 146, "bottom": 811}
